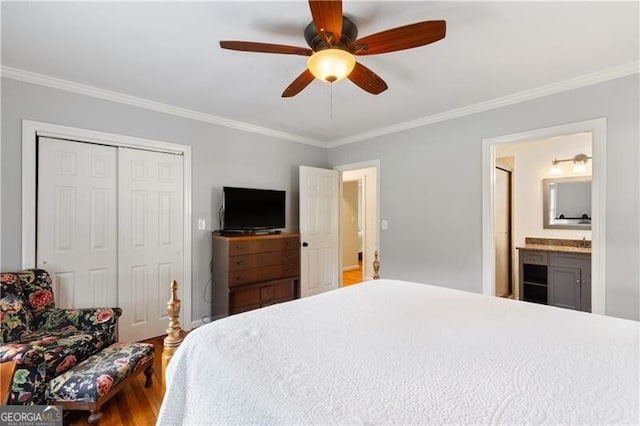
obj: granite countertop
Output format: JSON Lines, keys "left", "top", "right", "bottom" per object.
{"left": 516, "top": 244, "right": 591, "bottom": 255}
{"left": 516, "top": 237, "right": 592, "bottom": 255}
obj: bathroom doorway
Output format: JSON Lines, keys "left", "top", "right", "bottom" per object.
{"left": 491, "top": 130, "right": 595, "bottom": 303}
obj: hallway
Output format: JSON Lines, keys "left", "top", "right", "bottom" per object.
{"left": 343, "top": 261, "right": 363, "bottom": 286}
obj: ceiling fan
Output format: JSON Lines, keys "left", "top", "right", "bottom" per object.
{"left": 219, "top": 0, "right": 446, "bottom": 97}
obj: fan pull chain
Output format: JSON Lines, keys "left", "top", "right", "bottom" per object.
{"left": 329, "top": 83, "right": 333, "bottom": 119}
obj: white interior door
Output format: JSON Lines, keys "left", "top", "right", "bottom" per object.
{"left": 299, "top": 166, "right": 340, "bottom": 297}
{"left": 37, "top": 137, "right": 118, "bottom": 308}
{"left": 118, "top": 148, "right": 184, "bottom": 342}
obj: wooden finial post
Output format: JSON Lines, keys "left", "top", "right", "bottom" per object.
{"left": 373, "top": 250, "right": 380, "bottom": 279}
{"left": 162, "top": 280, "right": 184, "bottom": 393}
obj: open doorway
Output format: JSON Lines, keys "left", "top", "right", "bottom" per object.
{"left": 335, "top": 162, "right": 379, "bottom": 285}
{"left": 482, "top": 118, "right": 606, "bottom": 315}
{"left": 341, "top": 179, "right": 363, "bottom": 286}
{"left": 493, "top": 134, "right": 593, "bottom": 303}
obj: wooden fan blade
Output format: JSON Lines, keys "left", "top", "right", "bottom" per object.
{"left": 348, "top": 62, "right": 388, "bottom": 95}
{"left": 308, "top": 0, "right": 343, "bottom": 44}
{"left": 352, "top": 20, "right": 446, "bottom": 56}
{"left": 220, "top": 41, "right": 312, "bottom": 56}
{"left": 282, "top": 69, "right": 315, "bottom": 97}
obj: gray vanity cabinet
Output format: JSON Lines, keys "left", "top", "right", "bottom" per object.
{"left": 519, "top": 250, "right": 591, "bottom": 312}
{"left": 548, "top": 253, "right": 591, "bottom": 312}
{"left": 548, "top": 266, "right": 581, "bottom": 310}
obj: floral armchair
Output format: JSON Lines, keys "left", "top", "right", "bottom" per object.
{"left": 0, "top": 269, "right": 121, "bottom": 405}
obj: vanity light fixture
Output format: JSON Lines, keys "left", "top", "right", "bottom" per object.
{"left": 550, "top": 154, "right": 592, "bottom": 175}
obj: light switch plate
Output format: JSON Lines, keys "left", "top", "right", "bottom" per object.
{"left": 381, "top": 219, "right": 388, "bottom": 230}
{"left": 198, "top": 219, "right": 206, "bottom": 230}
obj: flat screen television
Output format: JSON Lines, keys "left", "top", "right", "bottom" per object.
{"left": 222, "top": 186, "right": 286, "bottom": 231}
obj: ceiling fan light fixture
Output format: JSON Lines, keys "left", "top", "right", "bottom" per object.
{"left": 307, "top": 49, "right": 356, "bottom": 83}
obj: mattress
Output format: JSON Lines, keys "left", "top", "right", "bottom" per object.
{"left": 158, "top": 279, "right": 639, "bottom": 425}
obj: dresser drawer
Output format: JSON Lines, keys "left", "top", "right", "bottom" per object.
{"left": 230, "top": 249, "right": 300, "bottom": 272}
{"left": 520, "top": 250, "right": 547, "bottom": 265}
{"left": 230, "top": 286, "right": 261, "bottom": 307}
{"left": 275, "top": 263, "right": 300, "bottom": 279}
{"left": 272, "top": 279, "right": 295, "bottom": 300}
{"left": 281, "top": 249, "right": 299, "bottom": 264}
{"left": 228, "top": 237, "right": 299, "bottom": 256}
{"left": 257, "top": 249, "right": 299, "bottom": 266}
{"left": 228, "top": 254, "right": 260, "bottom": 272}
{"left": 228, "top": 240, "right": 252, "bottom": 256}
{"left": 280, "top": 238, "right": 299, "bottom": 251}
{"left": 230, "top": 279, "right": 296, "bottom": 310}
{"left": 228, "top": 269, "right": 260, "bottom": 287}
{"left": 256, "top": 264, "right": 300, "bottom": 282}
{"left": 228, "top": 264, "right": 299, "bottom": 287}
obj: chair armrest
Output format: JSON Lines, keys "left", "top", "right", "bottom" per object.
{"left": 0, "top": 344, "right": 46, "bottom": 404}
{"left": 41, "top": 308, "right": 122, "bottom": 344}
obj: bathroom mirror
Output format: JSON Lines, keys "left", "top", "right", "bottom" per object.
{"left": 542, "top": 176, "right": 591, "bottom": 229}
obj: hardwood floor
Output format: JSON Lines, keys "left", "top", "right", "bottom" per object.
{"left": 343, "top": 261, "right": 363, "bottom": 286}
{"left": 64, "top": 337, "right": 163, "bottom": 426}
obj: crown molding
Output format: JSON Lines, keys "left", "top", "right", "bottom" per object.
{"left": 0, "top": 66, "right": 326, "bottom": 148}
{"left": 2, "top": 62, "right": 638, "bottom": 150}
{"left": 326, "top": 61, "right": 640, "bottom": 148}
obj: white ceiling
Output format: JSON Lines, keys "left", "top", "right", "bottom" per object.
{"left": 2, "top": 1, "right": 638, "bottom": 145}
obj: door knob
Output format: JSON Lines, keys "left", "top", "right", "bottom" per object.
{"left": 302, "top": 242, "right": 308, "bottom": 247}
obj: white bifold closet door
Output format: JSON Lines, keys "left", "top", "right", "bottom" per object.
{"left": 37, "top": 137, "right": 118, "bottom": 308}
{"left": 117, "top": 147, "right": 183, "bottom": 342}
{"left": 37, "top": 138, "right": 183, "bottom": 342}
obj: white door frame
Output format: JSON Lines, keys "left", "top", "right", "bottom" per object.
{"left": 334, "top": 160, "right": 381, "bottom": 281}
{"left": 481, "top": 118, "right": 606, "bottom": 315}
{"left": 21, "top": 120, "right": 193, "bottom": 330}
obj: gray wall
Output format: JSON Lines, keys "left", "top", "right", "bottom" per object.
{"left": 1, "top": 78, "right": 328, "bottom": 323}
{"left": 328, "top": 75, "right": 640, "bottom": 321}
{"left": 3, "top": 75, "right": 638, "bottom": 323}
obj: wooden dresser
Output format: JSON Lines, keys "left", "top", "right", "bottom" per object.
{"left": 211, "top": 232, "right": 300, "bottom": 317}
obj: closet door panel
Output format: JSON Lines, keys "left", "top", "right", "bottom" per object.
{"left": 37, "top": 137, "right": 118, "bottom": 308}
{"left": 118, "top": 148, "right": 184, "bottom": 342}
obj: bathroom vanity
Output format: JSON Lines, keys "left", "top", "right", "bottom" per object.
{"left": 517, "top": 238, "right": 591, "bottom": 312}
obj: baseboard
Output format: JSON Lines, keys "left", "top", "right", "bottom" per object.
{"left": 342, "top": 265, "right": 360, "bottom": 272}
{"left": 189, "top": 319, "right": 204, "bottom": 330}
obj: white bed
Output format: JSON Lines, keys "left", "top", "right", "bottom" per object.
{"left": 158, "top": 279, "right": 639, "bottom": 425}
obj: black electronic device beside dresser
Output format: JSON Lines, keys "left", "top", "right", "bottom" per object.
{"left": 211, "top": 232, "right": 300, "bottom": 317}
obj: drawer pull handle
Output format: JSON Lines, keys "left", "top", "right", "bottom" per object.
{"left": 236, "top": 261, "right": 243, "bottom": 265}
{"left": 236, "top": 276, "right": 242, "bottom": 280}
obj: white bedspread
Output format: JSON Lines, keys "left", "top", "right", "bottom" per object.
{"left": 158, "top": 280, "right": 639, "bottom": 425}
